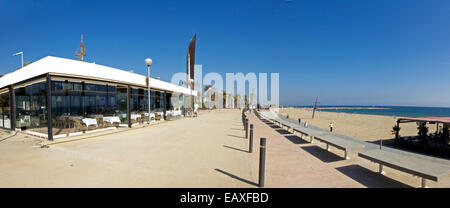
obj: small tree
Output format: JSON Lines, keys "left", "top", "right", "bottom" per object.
{"left": 392, "top": 124, "right": 401, "bottom": 140}
{"left": 417, "top": 122, "right": 429, "bottom": 148}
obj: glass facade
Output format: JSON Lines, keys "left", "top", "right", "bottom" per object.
{"left": 151, "top": 90, "right": 165, "bottom": 113}
{"left": 14, "top": 81, "right": 48, "bottom": 131}
{"left": 116, "top": 86, "right": 128, "bottom": 125}
{"left": 164, "top": 93, "right": 185, "bottom": 120}
{"left": 2, "top": 75, "right": 186, "bottom": 137}
{"left": 130, "top": 88, "right": 149, "bottom": 123}
{"left": 0, "top": 91, "right": 11, "bottom": 129}
{"left": 51, "top": 80, "right": 127, "bottom": 134}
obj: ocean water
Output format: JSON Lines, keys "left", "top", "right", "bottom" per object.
{"left": 289, "top": 106, "right": 450, "bottom": 117}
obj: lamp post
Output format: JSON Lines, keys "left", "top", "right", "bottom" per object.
{"left": 145, "top": 58, "right": 152, "bottom": 124}
{"left": 189, "top": 78, "right": 194, "bottom": 108}
{"left": 13, "top": 51, "right": 24, "bottom": 68}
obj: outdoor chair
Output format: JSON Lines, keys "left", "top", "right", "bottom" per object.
{"left": 64, "top": 117, "right": 72, "bottom": 128}
{"left": 96, "top": 117, "right": 104, "bottom": 128}
{"left": 140, "top": 113, "right": 148, "bottom": 123}
{"left": 55, "top": 116, "right": 64, "bottom": 128}
{"left": 73, "top": 118, "right": 85, "bottom": 132}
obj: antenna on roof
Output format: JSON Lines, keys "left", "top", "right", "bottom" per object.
{"left": 75, "top": 34, "right": 87, "bottom": 61}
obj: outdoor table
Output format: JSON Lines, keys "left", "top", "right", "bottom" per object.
{"left": 82, "top": 118, "right": 98, "bottom": 127}
{"left": 131, "top": 114, "right": 141, "bottom": 121}
{"left": 59, "top": 115, "right": 83, "bottom": 120}
{"left": 3, "top": 119, "right": 10, "bottom": 128}
{"left": 174, "top": 110, "right": 182, "bottom": 116}
{"left": 103, "top": 116, "right": 121, "bottom": 124}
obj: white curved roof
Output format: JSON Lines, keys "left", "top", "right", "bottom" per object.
{"left": 0, "top": 56, "right": 196, "bottom": 96}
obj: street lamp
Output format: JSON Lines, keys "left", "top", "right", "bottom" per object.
{"left": 13, "top": 51, "right": 24, "bottom": 68}
{"left": 145, "top": 58, "right": 152, "bottom": 124}
{"left": 189, "top": 78, "right": 194, "bottom": 107}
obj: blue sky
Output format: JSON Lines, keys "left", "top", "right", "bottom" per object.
{"left": 1, "top": 0, "right": 449, "bottom": 107}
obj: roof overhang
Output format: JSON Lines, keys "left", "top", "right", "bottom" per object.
{"left": 0, "top": 56, "right": 196, "bottom": 96}
{"left": 398, "top": 116, "right": 450, "bottom": 124}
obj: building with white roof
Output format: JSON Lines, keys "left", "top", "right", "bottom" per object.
{"left": 0, "top": 56, "right": 196, "bottom": 140}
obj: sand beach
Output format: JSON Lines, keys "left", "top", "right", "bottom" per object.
{"left": 278, "top": 107, "right": 439, "bottom": 142}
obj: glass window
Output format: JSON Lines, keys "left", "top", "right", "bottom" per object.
{"left": 15, "top": 82, "right": 47, "bottom": 131}
{"left": 51, "top": 80, "right": 119, "bottom": 134}
{"left": 0, "top": 91, "right": 11, "bottom": 129}
{"left": 116, "top": 86, "right": 128, "bottom": 124}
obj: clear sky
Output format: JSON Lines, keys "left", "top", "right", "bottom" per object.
{"left": 1, "top": 0, "right": 449, "bottom": 107}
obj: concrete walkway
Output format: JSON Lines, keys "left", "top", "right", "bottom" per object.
{"left": 248, "top": 111, "right": 450, "bottom": 188}
{"left": 246, "top": 112, "right": 364, "bottom": 187}
{"left": 0, "top": 109, "right": 435, "bottom": 187}
{"left": 0, "top": 109, "right": 255, "bottom": 187}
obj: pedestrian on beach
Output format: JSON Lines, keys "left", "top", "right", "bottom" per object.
{"left": 194, "top": 103, "right": 199, "bottom": 117}
{"left": 329, "top": 122, "right": 333, "bottom": 132}
{"left": 286, "top": 114, "right": 289, "bottom": 119}
{"left": 304, "top": 122, "right": 308, "bottom": 128}
{"left": 298, "top": 118, "right": 301, "bottom": 124}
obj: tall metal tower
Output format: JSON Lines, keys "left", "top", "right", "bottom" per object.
{"left": 75, "top": 34, "right": 87, "bottom": 61}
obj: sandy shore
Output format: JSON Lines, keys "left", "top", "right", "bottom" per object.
{"left": 278, "top": 107, "right": 438, "bottom": 142}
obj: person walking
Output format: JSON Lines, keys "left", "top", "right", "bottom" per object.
{"left": 298, "top": 118, "right": 301, "bottom": 124}
{"left": 194, "top": 103, "right": 199, "bottom": 118}
{"left": 329, "top": 122, "right": 334, "bottom": 132}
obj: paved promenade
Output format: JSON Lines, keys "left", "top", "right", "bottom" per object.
{"left": 0, "top": 110, "right": 254, "bottom": 187}
{"left": 1, "top": 109, "right": 444, "bottom": 187}
{"left": 248, "top": 112, "right": 450, "bottom": 188}
{"left": 246, "top": 112, "right": 364, "bottom": 187}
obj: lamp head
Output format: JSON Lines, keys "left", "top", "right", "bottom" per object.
{"left": 145, "top": 58, "right": 152, "bottom": 67}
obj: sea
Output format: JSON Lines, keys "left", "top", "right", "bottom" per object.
{"left": 287, "top": 106, "right": 450, "bottom": 117}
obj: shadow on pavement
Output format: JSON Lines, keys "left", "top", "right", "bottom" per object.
{"left": 0, "top": 132, "right": 18, "bottom": 143}
{"left": 300, "top": 146, "right": 344, "bottom": 163}
{"left": 227, "top": 134, "right": 245, "bottom": 139}
{"left": 335, "top": 164, "right": 413, "bottom": 188}
{"left": 267, "top": 124, "right": 281, "bottom": 129}
{"left": 223, "top": 145, "right": 248, "bottom": 153}
{"left": 275, "top": 129, "right": 292, "bottom": 135}
{"left": 284, "top": 135, "right": 309, "bottom": 144}
{"left": 229, "top": 128, "right": 244, "bottom": 131}
{"left": 214, "top": 168, "right": 259, "bottom": 187}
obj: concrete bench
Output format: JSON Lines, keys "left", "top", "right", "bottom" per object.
{"left": 261, "top": 112, "right": 328, "bottom": 141}
{"left": 260, "top": 113, "right": 285, "bottom": 127}
{"left": 260, "top": 112, "right": 296, "bottom": 131}
{"left": 293, "top": 127, "right": 330, "bottom": 143}
{"left": 313, "top": 134, "right": 365, "bottom": 159}
{"left": 358, "top": 149, "right": 450, "bottom": 188}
